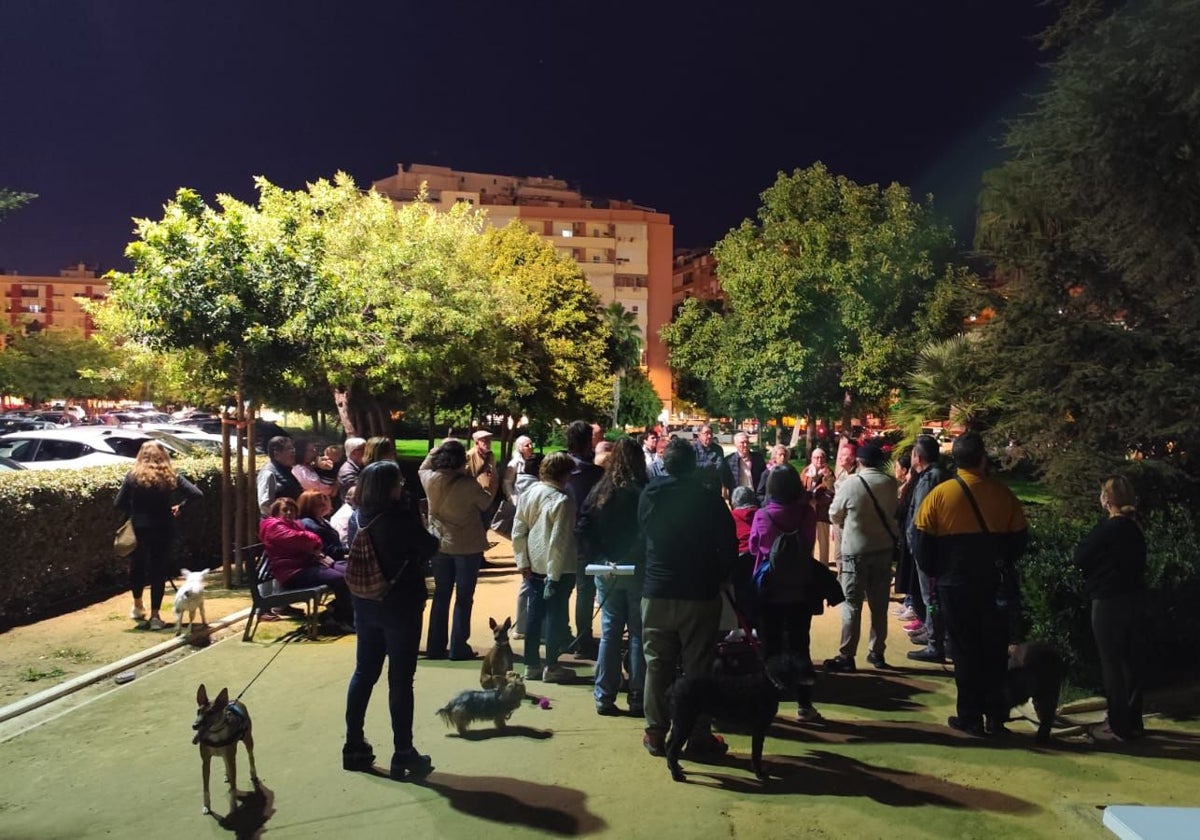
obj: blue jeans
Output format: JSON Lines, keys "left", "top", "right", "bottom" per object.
{"left": 427, "top": 553, "right": 481, "bottom": 658}
{"left": 523, "top": 573, "right": 574, "bottom": 671}
{"left": 346, "top": 597, "right": 424, "bottom": 755}
{"left": 595, "top": 575, "right": 644, "bottom": 709}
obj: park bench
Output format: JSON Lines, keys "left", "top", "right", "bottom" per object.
{"left": 239, "top": 543, "right": 329, "bottom": 642}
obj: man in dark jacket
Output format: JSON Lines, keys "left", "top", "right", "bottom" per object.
{"left": 905, "top": 434, "right": 948, "bottom": 663}
{"left": 725, "top": 431, "right": 766, "bottom": 503}
{"left": 914, "top": 432, "right": 1027, "bottom": 738}
{"left": 637, "top": 438, "right": 738, "bottom": 756}
{"left": 563, "top": 420, "right": 604, "bottom": 658}
{"left": 692, "top": 424, "right": 734, "bottom": 497}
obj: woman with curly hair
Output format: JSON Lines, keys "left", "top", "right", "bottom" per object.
{"left": 576, "top": 438, "right": 649, "bottom": 714}
{"left": 115, "top": 441, "right": 203, "bottom": 630}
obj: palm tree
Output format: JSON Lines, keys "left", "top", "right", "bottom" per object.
{"left": 601, "top": 301, "right": 642, "bottom": 427}
{"left": 889, "top": 334, "right": 1001, "bottom": 447}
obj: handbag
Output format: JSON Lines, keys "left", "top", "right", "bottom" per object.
{"left": 114, "top": 518, "right": 137, "bottom": 558}
{"left": 345, "top": 517, "right": 393, "bottom": 601}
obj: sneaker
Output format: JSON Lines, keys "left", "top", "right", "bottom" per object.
{"left": 389, "top": 751, "right": 433, "bottom": 780}
{"left": 596, "top": 702, "right": 620, "bottom": 716}
{"left": 510, "top": 631, "right": 525, "bottom": 640}
{"left": 865, "top": 652, "right": 889, "bottom": 669}
{"left": 1088, "top": 723, "right": 1126, "bottom": 743}
{"left": 909, "top": 629, "right": 930, "bottom": 645}
{"left": 148, "top": 617, "right": 167, "bottom": 631}
{"left": 342, "top": 740, "right": 375, "bottom": 772}
{"left": 896, "top": 607, "right": 918, "bottom": 622}
{"left": 823, "top": 655, "right": 856, "bottom": 673}
{"left": 523, "top": 666, "right": 543, "bottom": 681}
{"left": 628, "top": 704, "right": 645, "bottom": 718}
{"left": 903, "top": 620, "right": 924, "bottom": 632}
{"left": 643, "top": 730, "right": 666, "bottom": 757}
{"left": 130, "top": 605, "right": 146, "bottom": 621}
{"left": 543, "top": 665, "right": 573, "bottom": 683}
{"left": 947, "top": 715, "right": 987, "bottom": 738}
{"left": 907, "top": 647, "right": 946, "bottom": 663}
{"left": 796, "top": 705, "right": 825, "bottom": 724}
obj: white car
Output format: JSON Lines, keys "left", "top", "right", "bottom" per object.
{"left": 0, "top": 427, "right": 205, "bottom": 470}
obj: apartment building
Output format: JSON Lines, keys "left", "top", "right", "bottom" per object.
{"left": 1, "top": 263, "right": 107, "bottom": 347}
{"left": 371, "top": 163, "right": 674, "bottom": 415}
{"left": 671, "top": 248, "right": 724, "bottom": 307}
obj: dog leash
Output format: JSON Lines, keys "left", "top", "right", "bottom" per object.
{"left": 235, "top": 636, "right": 294, "bottom": 702}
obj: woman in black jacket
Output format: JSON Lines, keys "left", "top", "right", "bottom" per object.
{"left": 115, "top": 441, "right": 203, "bottom": 630}
{"left": 1073, "top": 475, "right": 1146, "bottom": 741}
{"left": 343, "top": 460, "right": 439, "bottom": 780}
{"left": 576, "top": 438, "right": 648, "bottom": 716}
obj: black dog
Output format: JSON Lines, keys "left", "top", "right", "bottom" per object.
{"left": 666, "top": 655, "right": 811, "bottom": 783}
{"left": 1004, "top": 642, "right": 1065, "bottom": 743}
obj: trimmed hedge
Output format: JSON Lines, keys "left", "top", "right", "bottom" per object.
{"left": 0, "top": 457, "right": 224, "bottom": 628}
{"left": 1019, "top": 505, "right": 1200, "bottom": 691}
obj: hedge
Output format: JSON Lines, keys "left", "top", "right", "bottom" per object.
{"left": 0, "top": 457, "right": 224, "bottom": 628}
{"left": 1018, "top": 505, "right": 1200, "bottom": 691}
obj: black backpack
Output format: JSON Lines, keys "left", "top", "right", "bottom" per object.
{"left": 753, "top": 513, "right": 811, "bottom": 598}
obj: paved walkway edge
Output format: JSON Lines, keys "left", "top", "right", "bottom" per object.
{"left": 0, "top": 607, "right": 251, "bottom": 724}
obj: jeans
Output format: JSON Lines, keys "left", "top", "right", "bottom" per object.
{"left": 594, "top": 575, "right": 645, "bottom": 709}
{"left": 523, "top": 573, "right": 574, "bottom": 671}
{"left": 427, "top": 553, "right": 481, "bottom": 658}
{"left": 837, "top": 549, "right": 893, "bottom": 659}
{"left": 346, "top": 597, "right": 424, "bottom": 756}
{"left": 641, "top": 596, "right": 721, "bottom": 732}
{"left": 1092, "top": 595, "right": 1144, "bottom": 736}
{"left": 515, "top": 576, "right": 532, "bottom": 634}
{"left": 574, "top": 565, "right": 597, "bottom": 646}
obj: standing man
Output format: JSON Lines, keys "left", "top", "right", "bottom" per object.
{"left": 257, "top": 436, "right": 301, "bottom": 516}
{"left": 467, "top": 429, "right": 500, "bottom": 498}
{"left": 638, "top": 438, "right": 738, "bottom": 756}
{"left": 825, "top": 442, "right": 898, "bottom": 672}
{"left": 915, "top": 432, "right": 1027, "bottom": 737}
{"left": 802, "top": 447, "right": 836, "bottom": 566}
{"left": 692, "top": 424, "right": 734, "bottom": 498}
{"left": 725, "top": 432, "right": 766, "bottom": 500}
{"left": 905, "top": 435, "right": 948, "bottom": 663}
{"left": 337, "top": 436, "right": 367, "bottom": 497}
{"left": 563, "top": 420, "right": 604, "bottom": 659}
{"left": 642, "top": 431, "right": 660, "bottom": 472}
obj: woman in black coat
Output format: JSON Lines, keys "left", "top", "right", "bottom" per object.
{"left": 115, "top": 441, "right": 203, "bottom": 630}
{"left": 1073, "top": 475, "right": 1147, "bottom": 741}
{"left": 343, "top": 460, "right": 439, "bottom": 780}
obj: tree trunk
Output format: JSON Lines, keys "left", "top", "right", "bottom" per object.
{"left": 427, "top": 403, "right": 437, "bottom": 450}
{"left": 612, "top": 372, "right": 622, "bottom": 429}
{"left": 333, "top": 385, "right": 355, "bottom": 437}
{"left": 220, "top": 408, "right": 232, "bottom": 589}
{"left": 841, "top": 389, "right": 854, "bottom": 432}
{"left": 774, "top": 415, "right": 784, "bottom": 447}
{"left": 805, "top": 413, "right": 816, "bottom": 458}
{"left": 788, "top": 416, "right": 803, "bottom": 450}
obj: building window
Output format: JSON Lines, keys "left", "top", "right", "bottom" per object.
{"left": 21, "top": 287, "right": 38, "bottom": 297}
{"left": 26, "top": 304, "right": 42, "bottom": 313}
{"left": 561, "top": 229, "right": 573, "bottom": 237}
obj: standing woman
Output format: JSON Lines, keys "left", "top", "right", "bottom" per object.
{"left": 116, "top": 441, "right": 203, "bottom": 630}
{"left": 1074, "top": 476, "right": 1147, "bottom": 741}
{"left": 418, "top": 439, "right": 494, "bottom": 660}
{"left": 576, "top": 438, "right": 648, "bottom": 716}
{"left": 343, "top": 460, "right": 440, "bottom": 780}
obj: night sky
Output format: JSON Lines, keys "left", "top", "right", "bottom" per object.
{"left": 0, "top": 1, "right": 1055, "bottom": 276}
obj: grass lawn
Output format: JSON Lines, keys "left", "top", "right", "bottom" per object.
{"left": 1001, "top": 476, "right": 1055, "bottom": 506}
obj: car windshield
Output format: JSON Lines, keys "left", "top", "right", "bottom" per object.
{"left": 0, "top": 439, "right": 38, "bottom": 460}
{"left": 141, "top": 430, "right": 204, "bottom": 457}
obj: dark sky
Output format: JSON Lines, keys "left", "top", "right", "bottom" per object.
{"left": 0, "top": 1, "right": 1055, "bottom": 276}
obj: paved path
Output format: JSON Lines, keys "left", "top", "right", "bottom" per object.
{"left": 1, "top": 545, "right": 1198, "bottom": 839}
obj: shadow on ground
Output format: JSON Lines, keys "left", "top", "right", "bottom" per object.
{"left": 416, "top": 773, "right": 606, "bottom": 836}
{"left": 813, "top": 671, "right": 946, "bottom": 713}
{"left": 452, "top": 724, "right": 554, "bottom": 741}
{"left": 213, "top": 780, "right": 276, "bottom": 840}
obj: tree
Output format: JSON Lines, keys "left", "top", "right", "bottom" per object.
{"left": 616, "top": 367, "right": 663, "bottom": 428}
{"left": 601, "top": 300, "right": 642, "bottom": 428}
{"left": 887, "top": 335, "right": 1001, "bottom": 444}
{"left": 0, "top": 329, "right": 122, "bottom": 406}
{"left": 0, "top": 189, "right": 35, "bottom": 221}
{"left": 667, "top": 165, "right": 969, "bottom": 435}
{"left": 975, "top": 0, "right": 1200, "bottom": 509}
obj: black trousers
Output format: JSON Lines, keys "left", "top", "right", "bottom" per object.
{"left": 1091, "top": 595, "right": 1144, "bottom": 736}
{"left": 938, "top": 584, "right": 1008, "bottom": 724}
{"left": 759, "top": 603, "right": 813, "bottom": 708}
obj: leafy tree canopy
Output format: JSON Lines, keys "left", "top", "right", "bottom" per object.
{"left": 0, "top": 188, "right": 35, "bottom": 221}
{"left": 0, "top": 330, "right": 121, "bottom": 406}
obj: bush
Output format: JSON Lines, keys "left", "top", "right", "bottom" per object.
{"left": 1019, "top": 505, "right": 1200, "bottom": 691}
{"left": 0, "top": 458, "right": 224, "bottom": 628}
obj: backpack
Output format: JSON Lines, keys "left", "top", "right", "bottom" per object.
{"left": 753, "top": 513, "right": 812, "bottom": 600}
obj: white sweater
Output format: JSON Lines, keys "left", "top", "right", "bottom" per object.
{"left": 512, "top": 481, "right": 577, "bottom": 582}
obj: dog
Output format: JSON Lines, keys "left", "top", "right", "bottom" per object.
{"left": 174, "top": 568, "right": 210, "bottom": 637}
{"left": 436, "top": 671, "right": 526, "bottom": 735}
{"left": 193, "top": 684, "right": 258, "bottom": 816}
{"left": 666, "top": 655, "right": 812, "bottom": 783}
{"left": 480, "top": 616, "right": 514, "bottom": 689}
{"left": 1004, "top": 641, "right": 1065, "bottom": 744}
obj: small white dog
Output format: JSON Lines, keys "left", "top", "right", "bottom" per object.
{"left": 174, "top": 568, "right": 210, "bottom": 636}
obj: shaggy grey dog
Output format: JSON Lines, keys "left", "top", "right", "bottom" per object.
{"left": 436, "top": 672, "right": 526, "bottom": 735}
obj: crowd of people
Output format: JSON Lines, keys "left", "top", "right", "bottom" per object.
{"left": 117, "top": 419, "right": 1148, "bottom": 778}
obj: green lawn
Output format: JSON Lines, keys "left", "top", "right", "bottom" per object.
{"left": 1000, "top": 476, "right": 1055, "bottom": 506}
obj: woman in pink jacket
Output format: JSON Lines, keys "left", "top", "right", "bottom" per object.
{"left": 259, "top": 497, "right": 353, "bottom": 631}
{"left": 748, "top": 465, "right": 822, "bottom": 723}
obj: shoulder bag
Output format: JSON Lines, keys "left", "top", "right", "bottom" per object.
{"left": 952, "top": 475, "right": 1021, "bottom": 611}
{"left": 345, "top": 515, "right": 397, "bottom": 601}
{"left": 114, "top": 518, "right": 137, "bottom": 558}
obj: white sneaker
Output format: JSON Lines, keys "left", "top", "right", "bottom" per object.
{"left": 130, "top": 605, "right": 146, "bottom": 621}
{"left": 148, "top": 617, "right": 167, "bottom": 631}
{"left": 896, "top": 607, "right": 918, "bottom": 622}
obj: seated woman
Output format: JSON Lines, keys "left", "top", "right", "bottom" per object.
{"left": 297, "top": 490, "right": 347, "bottom": 562}
{"left": 259, "top": 497, "right": 354, "bottom": 631}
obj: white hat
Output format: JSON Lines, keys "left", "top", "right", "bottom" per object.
{"left": 472, "top": 429, "right": 494, "bottom": 441}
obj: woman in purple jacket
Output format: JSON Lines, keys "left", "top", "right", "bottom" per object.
{"left": 749, "top": 465, "right": 822, "bottom": 722}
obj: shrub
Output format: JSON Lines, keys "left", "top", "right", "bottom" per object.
{"left": 0, "top": 457, "right": 224, "bottom": 628}
{"left": 1019, "top": 505, "right": 1200, "bottom": 691}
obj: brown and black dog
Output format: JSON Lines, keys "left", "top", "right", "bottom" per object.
{"left": 193, "top": 684, "right": 259, "bottom": 816}
{"left": 480, "top": 617, "right": 514, "bottom": 689}
{"left": 1004, "top": 642, "right": 1065, "bottom": 743}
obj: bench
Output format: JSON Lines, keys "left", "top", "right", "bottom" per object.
{"left": 240, "top": 543, "right": 330, "bottom": 642}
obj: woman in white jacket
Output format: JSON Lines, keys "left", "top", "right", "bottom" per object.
{"left": 512, "top": 452, "right": 577, "bottom": 683}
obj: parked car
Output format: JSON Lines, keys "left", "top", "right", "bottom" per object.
{"left": 0, "top": 456, "right": 27, "bottom": 471}
{"left": 0, "top": 427, "right": 205, "bottom": 470}
{"left": 28, "top": 411, "right": 80, "bottom": 427}
{"left": 0, "top": 416, "right": 59, "bottom": 434}
{"left": 171, "top": 417, "right": 288, "bottom": 453}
